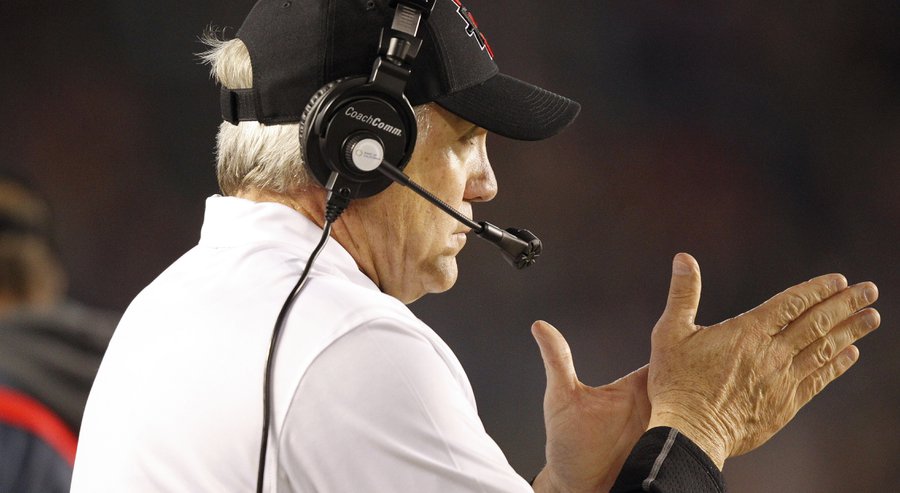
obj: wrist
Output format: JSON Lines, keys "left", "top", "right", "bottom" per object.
{"left": 530, "top": 468, "right": 562, "bottom": 493}
{"left": 648, "top": 410, "right": 727, "bottom": 470}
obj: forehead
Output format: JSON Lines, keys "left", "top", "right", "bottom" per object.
{"left": 421, "top": 104, "right": 478, "bottom": 136}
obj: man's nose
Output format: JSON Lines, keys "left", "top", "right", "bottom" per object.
{"left": 464, "top": 146, "right": 497, "bottom": 203}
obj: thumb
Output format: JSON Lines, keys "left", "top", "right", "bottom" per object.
{"left": 656, "top": 253, "right": 702, "bottom": 336}
{"left": 531, "top": 320, "right": 578, "bottom": 391}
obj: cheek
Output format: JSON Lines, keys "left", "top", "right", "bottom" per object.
{"left": 433, "top": 167, "right": 470, "bottom": 210}
{"left": 372, "top": 188, "right": 446, "bottom": 257}
{"left": 410, "top": 145, "right": 469, "bottom": 195}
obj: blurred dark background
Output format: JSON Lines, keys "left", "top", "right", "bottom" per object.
{"left": 2, "top": 1, "right": 897, "bottom": 491}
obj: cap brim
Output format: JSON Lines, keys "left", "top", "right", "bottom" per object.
{"left": 435, "top": 73, "right": 580, "bottom": 141}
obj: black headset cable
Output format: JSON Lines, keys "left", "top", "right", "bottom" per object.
{"left": 256, "top": 173, "right": 351, "bottom": 492}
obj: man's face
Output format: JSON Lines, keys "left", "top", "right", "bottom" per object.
{"left": 341, "top": 104, "right": 497, "bottom": 303}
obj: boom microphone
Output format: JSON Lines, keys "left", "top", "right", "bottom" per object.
{"left": 375, "top": 160, "right": 542, "bottom": 269}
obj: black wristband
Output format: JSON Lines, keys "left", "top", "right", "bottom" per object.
{"left": 611, "top": 427, "right": 725, "bottom": 493}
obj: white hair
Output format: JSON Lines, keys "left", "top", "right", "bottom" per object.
{"left": 198, "top": 31, "right": 432, "bottom": 196}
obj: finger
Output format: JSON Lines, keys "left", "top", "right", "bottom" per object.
{"left": 654, "top": 253, "right": 702, "bottom": 337}
{"left": 531, "top": 320, "right": 578, "bottom": 391}
{"left": 744, "top": 273, "right": 848, "bottom": 336}
{"left": 778, "top": 281, "right": 878, "bottom": 351}
{"left": 794, "top": 345, "right": 859, "bottom": 407}
{"left": 790, "top": 308, "right": 880, "bottom": 380}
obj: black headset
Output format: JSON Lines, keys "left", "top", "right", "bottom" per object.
{"left": 298, "top": 0, "right": 436, "bottom": 200}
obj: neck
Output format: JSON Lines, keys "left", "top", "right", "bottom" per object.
{"left": 235, "top": 188, "right": 316, "bottom": 219}
{"left": 233, "top": 187, "right": 383, "bottom": 292}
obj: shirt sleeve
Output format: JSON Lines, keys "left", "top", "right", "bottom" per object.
{"left": 276, "top": 319, "right": 534, "bottom": 493}
{"left": 611, "top": 427, "right": 726, "bottom": 493}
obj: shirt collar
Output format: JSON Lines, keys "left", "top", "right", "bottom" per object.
{"left": 198, "top": 195, "right": 377, "bottom": 292}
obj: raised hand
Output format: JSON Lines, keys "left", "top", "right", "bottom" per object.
{"left": 647, "top": 253, "right": 880, "bottom": 469}
{"left": 531, "top": 321, "right": 651, "bottom": 493}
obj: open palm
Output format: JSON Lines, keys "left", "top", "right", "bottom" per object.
{"left": 532, "top": 321, "right": 651, "bottom": 493}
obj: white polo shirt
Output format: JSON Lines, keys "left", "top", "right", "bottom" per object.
{"left": 72, "top": 196, "right": 532, "bottom": 492}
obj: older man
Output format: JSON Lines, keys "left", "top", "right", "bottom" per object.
{"left": 72, "top": 1, "right": 879, "bottom": 492}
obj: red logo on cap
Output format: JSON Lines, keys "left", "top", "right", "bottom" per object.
{"left": 451, "top": 0, "right": 494, "bottom": 60}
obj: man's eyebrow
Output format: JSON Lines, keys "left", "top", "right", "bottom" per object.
{"left": 462, "top": 124, "right": 480, "bottom": 138}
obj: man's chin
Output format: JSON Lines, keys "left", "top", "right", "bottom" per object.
{"left": 399, "top": 258, "right": 459, "bottom": 304}
{"left": 431, "top": 256, "right": 460, "bottom": 292}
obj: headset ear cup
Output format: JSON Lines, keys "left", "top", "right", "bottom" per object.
{"left": 301, "top": 76, "right": 418, "bottom": 198}
{"left": 301, "top": 78, "right": 361, "bottom": 190}
{"left": 299, "top": 78, "right": 347, "bottom": 147}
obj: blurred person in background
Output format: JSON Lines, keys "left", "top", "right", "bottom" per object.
{"left": 0, "top": 172, "right": 118, "bottom": 492}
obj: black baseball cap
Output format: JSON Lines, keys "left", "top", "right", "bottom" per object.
{"left": 227, "top": 0, "right": 580, "bottom": 141}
